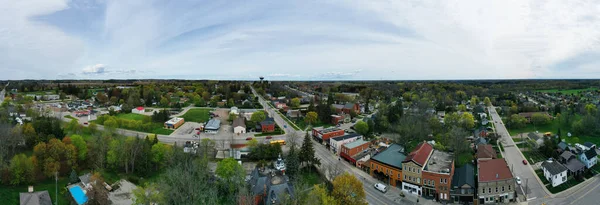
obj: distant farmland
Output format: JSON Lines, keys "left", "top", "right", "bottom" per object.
{"left": 537, "top": 88, "right": 598, "bottom": 95}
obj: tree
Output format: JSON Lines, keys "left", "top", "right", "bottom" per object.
{"left": 216, "top": 158, "right": 245, "bottom": 194}
{"left": 228, "top": 113, "right": 237, "bottom": 122}
{"left": 22, "top": 123, "right": 37, "bottom": 147}
{"left": 70, "top": 170, "right": 79, "bottom": 184}
{"left": 104, "top": 118, "right": 118, "bottom": 131}
{"left": 447, "top": 127, "right": 470, "bottom": 162}
{"left": 87, "top": 173, "right": 109, "bottom": 205}
{"left": 531, "top": 113, "right": 551, "bottom": 126}
{"left": 484, "top": 97, "right": 492, "bottom": 106}
{"left": 460, "top": 112, "right": 475, "bottom": 130}
{"left": 332, "top": 173, "right": 367, "bottom": 205}
{"left": 470, "top": 96, "right": 478, "bottom": 106}
{"left": 70, "top": 135, "right": 88, "bottom": 161}
{"left": 299, "top": 132, "right": 319, "bottom": 168}
{"left": 133, "top": 183, "right": 165, "bottom": 205}
{"left": 354, "top": 121, "right": 369, "bottom": 136}
{"left": 286, "top": 144, "right": 300, "bottom": 179}
{"left": 305, "top": 111, "right": 318, "bottom": 125}
{"left": 509, "top": 114, "right": 527, "bottom": 129}
{"left": 246, "top": 138, "right": 259, "bottom": 149}
{"left": 308, "top": 101, "right": 316, "bottom": 112}
{"left": 307, "top": 184, "right": 338, "bottom": 205}
{"left": 458, "top": 104, "right": 467, "bottom": 112}
{"left": 250, "top": 111, "right": 266, "bottom": 123}
{"left": 291, "top": 98, "right": 301, "bottom": 108}
{"left": 585, "top": 103, "right": 598, "bottom": 115}
{"left": 9, "top": 154, "right": 34, "bottom": 185}
{"left": 151, "top": 143, "right": 172, "bottom": 170}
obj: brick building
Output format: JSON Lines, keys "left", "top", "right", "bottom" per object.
{"left": 260, "top": 118, "right": 276, "bottom": 133}
{"left": 402, "top": 142, "right": 433, "bottom": 196}
{"left": 340, "top": 139, "right": 370, "bottom": 164}
{"left": 478, "top": 159, "right": 516, "bottom": 204}
{"left": 368, "top": 144, "right": 406, "bottom": 187}
{"left": 312, "top": 127, "right": 344, "bottom": 143}
{"left": 422, "top": 150, "right": 455, "bottom": 202}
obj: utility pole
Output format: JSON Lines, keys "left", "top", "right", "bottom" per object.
{"left": 55, "top": 171, "right": 58, "bottom": 205}
{"left": 525, "top": 178, "right": 528, "bottom": 200}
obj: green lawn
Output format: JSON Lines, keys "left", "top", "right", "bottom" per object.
{"left": 299, "top": 167, "right": 325, "bottom": 185}
{"left": 181, "top": 108, "right": 212, "bottom": 123}
{"left": 151, "top": 128, "right": 174, "bottom": 135}
{"left": 0, "top": 177, "right": 69, "bottom": 205}
{"left": 535, "top": 170, "right": 550, "bottom": 185}
{"left": 116, "top": 113, "right": 147, "bottom": 121}
{"left": 522, "top": 150, "right": 546, "bottom": 164}
{"left": 456, "top": 153, "right": 474, "bottom": 167}
{"left": 546, "top": 176, "right": 583, "bottom": 194}
{"left": 295, "top": 119, "right": 333, "bottom": 131}
{"left": 64, "top": 115, "right": 77, "bottom": 120}
{"left": 537, "top": 88, "right": 598, "bottom": 95}
{"left": 563, "top": 135, "right": 600, "bottom": 146}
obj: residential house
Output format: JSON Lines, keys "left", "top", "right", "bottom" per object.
{"left": 450, "top": 163, "right": 476, "bottom": 204}
{"left": 248, "top": 167, "right": 295, "bottom": 205}
{"left": 204, "top": 119, "right": 221, "bottom": 133}
{"left": 369, "top": 144, "right": 406, "bottom": 187}
{"left": 260, "top": 118, "right": 276, "bottom": 133}
{"left": 20, "top": 187, "right": 52, "bottom": 205}
{"left": 131, "top": 106, "right": 145, "bottom": 114}
{"left": 286, "top": 110, "right": 302, "bottom": 119}
{"left": 528, "top": 132, "right": 544, "bottom": 148}
{"left": 579, "top": 149, "right": 598, "bottom": 169}
{"left": 422, "top": 150, "right": 455, "bottom": 202}
{"left": 437, "top": 111, "right": 445, "bottom": 124}
{"left": 560, "top": 151, "right": 585, "bottom": 177}
{"left": 332, "top": 103, "right": 360, "bottom": 115}
{"left": 474, "top": 137, "right": 488, "bottom": 150}
{"left": 312, "top": 127, "right": 345, "bottom": 143}
{"left": 331, "top": 114, "right": 344, "bottom": 125}
{"left": 274, "top": 102, "right": 287, "bottom": 109}
{"left": 164, "top": 117, "right": 185, "bottom": 129}
{"left": 541, "top": 159, "right": 568, "bottom": 187}
{"left": 340, "top": 139, "right": 370, "bottom": 164}
{"left": 477, "top": 159, "right": 515, "bottom": 204}
{"left": 233, "top": 118, "right": 246, "bottom": 134}
{"left": 557, "top": 142, "right": 568, "bottom": 153}
{"left": 402, "top": 142, "right": 434, "bottom": 196}
{"left": 477, "top": 144, "right": 498, "bottom": 160}
{"left": 43, "top": 94, "right": 60, "bottom": 101}
{"left": 583, "top": 142, "right": 596, "bottom": 150}
{"left": 328, "top": 133, "right": 362, "bottom": 155}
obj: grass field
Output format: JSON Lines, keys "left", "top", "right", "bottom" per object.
{"left": 546, "top": 176, "right": 583, "bottom": 194}
{"left": 563, "top": 135, "right": 600, "bottom": 146}
{"left": 99, "top": 113, "right": 173, "bottom": 135}
{"left": 116, "top": 113, "right": 147, "bottom": 121}
{"left": 537, "top": 88, "right": 598, "bottom": 95}
{"left": 506, "top": 115, "right": 580, "bottom": 136}
{"left": 181, "top": 108, "right": 212, "bottom": 123}
{"left": 522, "top": 150, "right": 547, "bottom": 164}
{"left": 0, "top": 177, "right": 69, "bottom": 205}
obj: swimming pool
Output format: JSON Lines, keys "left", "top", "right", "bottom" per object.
{"left": 68, "top": 185, "right": 88, "bottom": 205}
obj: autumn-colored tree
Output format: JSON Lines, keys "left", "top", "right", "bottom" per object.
{"left": 483, "top": 97, "right": 492, "bottom": 106}
{"left": 304, "top": 111, "right": 318, "bottom": 125}
{"left": 87, "top": 172, "right": 109, "bottom": 205}
{"left": 307, "top": 184, "right": 338, "bottom": 205}
{"left": 133, "top": 183, "right": 165, "bottom": 205}
{"left": 332, "top": 173, "right": 367, "bottom": 205}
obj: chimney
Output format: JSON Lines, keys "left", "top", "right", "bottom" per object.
{"left": 28, "top": 186, "right": 33, "bottom": 193}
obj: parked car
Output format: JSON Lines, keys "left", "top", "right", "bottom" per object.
{"left": 516, "top": 177, "right": 522, "bottom": 185}
{"left": 83, "top": 122, "right": 88, "bottom": 125}
{"left": 246, "top": 137, "right": 253, "bottom": 141}
{"left": 266, "top": 136, "right": 272, "bottom": 139}
{"left": 522, "top": 159, "right": 528, "bottom": 165}
{"left": 374, "top": 183, "right": 387, "bottom": 193}
{"left": 195, "top": 128, "right": 200, "bottom": 130}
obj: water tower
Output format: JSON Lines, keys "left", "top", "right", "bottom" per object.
{"left": 259, "top": 76, "right": 264, "bottom": 83}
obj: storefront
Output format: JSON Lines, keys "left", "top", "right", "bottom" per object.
{"left": 402, "top": 182, "right": 421, "bottom": 196}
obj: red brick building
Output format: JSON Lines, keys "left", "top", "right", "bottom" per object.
{"left": 260, "top": 118, "right": 276, "bottom": 133}
{"left": 332, "top": 103, "right": 361, "bottom": 115}
{"left": 422, "top": 150, "right": 455, "bottom": 202}
{"left": 312, "top": 127, "right": 344, "bottom": 143}
{"left": 340, "top": 139, "right": 370, "bottom": 164}
{"left": 331, "top": 115, "right": 344, "bottom": 125}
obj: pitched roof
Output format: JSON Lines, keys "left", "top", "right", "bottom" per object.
{"left": 402, "top": 142, "right": 433, "bottom": 166}
{"left": 560, "top": 151, "right": 575, "bottom": 161}
{"left": 528, "top": 132, "right": 540, "bottom": 141}
{"left": 584, "top": 149, "right": 598, "bottom": 160}
{"left": 260, "top": 118, "right": 275, "bottom": 126}
{"left": 371, "top": 144, "right": 406, "bottom": 170}
{"left": 541, "top": 160, "right": 567, "bottom": 175}
{"left": 344, "top": 103, "right": 356, "bottom": 109}
{"left": 135, "top": 106, "right": 144, "bottom": 110}
{"left": 584, "top": 142, "right": 596, "bottom": 149}
{"left": 343, "top": 139, "right": 369, "bottom": 149}
{"left": 477, "top": 144, "right": 497, "bottom": 159}
{"left": 232, "top": 117, "right": 246, "bottom": 128}
{"left": 478, "top": 159, "right": 513, "bottom": 182}
{"left": 558, "top": 142, "right": 568, "bottom": 150}
{"left": 332, "top": 104, "right": 344, "bottom": 109}
{"left": 564, "top": 159, "right": 585, "bottom": 173}
{"left": 452, "top": 163, "right": 475, "bottom": 189}
{"left": 20, "top": 191, "right": 52, "bottom": 205}
{"left": 205, "top": 119, "right": 221, "bottom": 130}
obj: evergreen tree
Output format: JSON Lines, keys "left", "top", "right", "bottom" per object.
{"left": 286, "top": 144, "right": 300, "bottom": 179}
{"left": 299, "top": 132, "right": 320, "bottom": 168}
{"left": 327, "top": 92, "right": 334, "bottom": 105}
{"left": 69, "top": 170, "right": 79, "bottom": 184}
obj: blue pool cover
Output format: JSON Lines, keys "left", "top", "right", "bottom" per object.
{"left": 69, "top": 185, "right": 88, "bottom": 205}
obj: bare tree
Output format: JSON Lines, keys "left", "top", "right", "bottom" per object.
{"left": 326, "top": 161, "right": 345, "bottom": 181}
{"left": 286, "top": 131, "right": 300, "bottom": 147}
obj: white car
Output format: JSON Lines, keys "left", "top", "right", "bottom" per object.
{"left": 374, "top": 183, "right": 387, "bottom": 193}
{"left": 516, "top": 177, "right": 522, "bottom": 185}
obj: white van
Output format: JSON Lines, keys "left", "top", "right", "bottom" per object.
{"left": 374, "top": 183, "right": 387, "bottom": 193}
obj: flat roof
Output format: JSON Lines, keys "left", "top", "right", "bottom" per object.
{"left": 205, "top": 119, "right": 221, "bottom": 130}
{"left": 165, "top": 117, "right": 184, "bottom": 124}
{"left": 328, "top": 133, "right": 362, "bottom": 143}
{"left": 343, "top": 139, "right": 368, "bottom": 149}
{"left": 315, "top": 127, "right": 342, "bottom": 134}
{"left": 371, "top": 144, "right": 406, "bottom": 170}
{"left": 424, "top": 150, "right": 453, "bottom": 173}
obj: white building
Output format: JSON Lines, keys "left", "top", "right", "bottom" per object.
{"left": 328, "top": 133, "right": 362, "bottom": 155}
{"left": 232, "top": 118, "right": 246, "bottom": 134}
{"left": 43, "top": 94, "right": 60, "bottom": 101}
{"left": 541, "top": 159, "right": 567, "bottom": 187}
{"left": 131, "top": 107, "right": 145, "bottom": 114}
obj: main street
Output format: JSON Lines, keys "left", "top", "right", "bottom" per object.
{"left": 251, "top": 86, "right": 420, "bottom": 205}
{"left": 488, "top": 106, "right": 548, "bottom": 201}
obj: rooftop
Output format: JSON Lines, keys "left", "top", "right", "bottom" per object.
{"left": 451, "top": 163, "right": 475, "bottom": 189}
{"left": 371, "top": 144, "right": 406, "bottom": 170}
{"left": 165, "top": 117, "right": 184, "bottom": 124}
{"left": 541, "top": 160, "right": 567, "bottom": 175}
{"left": 424, "top": 150, "right": 453, "bottom": 174}
{"left": 232, "top": 117, "right": 246, "bottom": 128}
{"left": 343, "top": 139, "right": 369, "bottom": 149}
{"left": 314, "top": 127, "right": 343, "bottom": 134}
{"left": 403, "top": 142, "right": 433, "bottom": 167}
{"left": 20, "top": 191, "right": 52, "bottom": 205}
{"left": 205, "top": 119, "right": 221, "bottom": 130}
{"left": 328, "top": 133, "right": 362, "bottom": 144}
{"left": 478, "top": 159, "right": 513, "bottom": 182}
{"left": 477, "top": 144, "right": 497, "bottom": 159}
{"left": 584, "top": 149, "right": 598, "bottom": 160}
{"left": 564, "top": 158, "right": 585, "bottom": 173}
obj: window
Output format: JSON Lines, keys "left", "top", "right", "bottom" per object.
{"left": 404, "top": 175, "right": 407, "bottom": 180}
{"left": 418, "top": 169, "right": 420, "bottom": 174}
{"left": 563, "top": 176, "right": 566, "bottom": 181}
{"left": 445, "top": 179, "right": 448, "bottom": 184}
{"left": 417, "top": 178, "right": 420, "bottom": 183}
{"left": 508, "top": 185, "right": 511, "bottom": 191}
{"left": 482, "top": 188, "right": 485, "bottom": 194}
{"left": 440, "top": 178, "right": 443, "bottom": 183}
{"left": 502, "top": 186, "right": 505, "bottom": 192}
{"left": 432, "top": 180, "right": 435, "bottom": 186}
{"left": 440, "top": 193, "right": 443, "bottom": 199}
{"left": 495, "top": 187, "right": 498, "bottom": 193}
{"left": 488, "top": 188, "right": 491, "bottom": 193}
{"left": 371, "top": 164, "right": 374, "bottom": 169}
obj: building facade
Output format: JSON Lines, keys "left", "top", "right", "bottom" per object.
{"left": 541, "top": 160, "right": 567, "bottom": 187}
{"left": 368, "top": 144, "right": 405, "bottom": 187}
{"left": 312, "top": 127, "right": 345, "bottom": 143}
{"left": 164, "top": 117, "right": 185, "bottom": 129}
{"left": 401, "top": 142, "right": 433, "bottom": 196}
{"left": 329, "top": 134, "right": 362, "bottom": 155}
{"left": 422, "top": 150, "right": 454, "bottom": 202}
{"left": 340, "top": 139, "right": 370, "bottom": 164}
{"left": 478, "top": 159, "right": 515, "bottom": 204}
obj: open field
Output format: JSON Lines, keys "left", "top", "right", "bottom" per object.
{"left": 507, "top": 115, "right": 581, "bottom": 136}
{"left": 181, "top": 108, "right": 212, "bottom": 123}
{"left": 116, "top": 113, "right": 147, "bottom": 121}
{"left": 0, "top": 177, "right": 69, "bottom": 205}
{"left": 537, "top": 88, "right": 598, "bottom": 94}
{"left": 94, "top": 113, "right": 174, "bottom": 135}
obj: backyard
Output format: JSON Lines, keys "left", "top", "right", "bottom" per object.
{"left": 0, "top": 177, "right": 69, "bottom": 205}
{"left": 506, "top": 118, "right": 573, "bottom": 136}
{"left": 181, "top": 108, "right": 212, "bottom": 123}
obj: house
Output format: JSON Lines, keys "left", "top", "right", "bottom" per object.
{"left": 108, "top": 179, "right": 138, "bottom": 205}
{"left": 474, "top": 137, "right": 488, "bottom": 149}
{"left": 477, "top": 159, "right": 515, "bottom": 204}
{"left": 340, "top": 139, "right": 370, "bottom": 164}
{"left": 450, "top": 163, "right": 476, "bottom": 204}
{"left": 579, "top": 149, "right": 598, "bottom": 169}
{"left": 108, "top": 105, "right": 122, "bottom": 113}
{"left": 248, "top": 167, "right": 295, "bottom": 205}
{"left": 368, "top": 144, "right": 406, "bottom": 187}
{"left": 332, "top": 103, "right": 360, "bottom": 115}
{"left": 541, "top": 159, "right": 568, "bottom": 187}
{"left": 260, "top": 118, "right": 276, "bottom": 133}
{"left": 437, "top": 111, "right": 446, "bottom": 123}
{"left": 402, "top": 142, "right": 434, "bottom": 196}
{"left": 312, "top": 127, "right": 345, "bottom": 143}
{"left": 274, "top": 102, "right": 287, "bottom": 109}
{"left": 20, "top": 187, "right": 52, "bottom": 205}
{"left": 557, "top": 142, "right": 568, "bottom": 152}
{"left": 560, "top": 151, "right": 585, "bottom": 177}
{"left": 422, "top": 150, "right": 455, "bottom": 202}
{"left": 230, "top": 106, "right": 239, "bottom": 115}
{"left": 583, "top": 142, "right": 596, "bottom": 150}
{"left": 328, "top": 133, "right": 362, "bottom": 154}
{"left": 204, "top": 119, "right": 221, "bottom": 133}
{"left": 233, "top": 117, "right": 246, "bottom": 134}
{"left": 331, "top": 114, "right": 344, "bottom": 125}
{"left": 164, "top": 117, "right": 185, "bottom": 129}
{"left": 528, "top": 132, "right": 544, "bottom": 147}
{"left": 286, "top": 110, "right": 302, "bottom": 118}
{"left": 477, "top": 144, "right": 498, "bottom": 160}
{"left": 131, "top": 106, "right": 145, "bottom": 114}
{"left": 43, "top": 94, "right": 60, "bottom": 101}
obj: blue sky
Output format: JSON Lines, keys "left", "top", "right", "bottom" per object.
{"left": 2, "top": 0, "right": 600, "bottom": 80}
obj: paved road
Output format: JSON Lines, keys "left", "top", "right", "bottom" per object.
{"left": 488, "top": 106, "right": 548, "bottom": 201}
{"left": 251, "top": 86, "right": 421, "bottom": 205}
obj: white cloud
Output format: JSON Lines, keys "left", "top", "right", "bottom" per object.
{"left": 82, "top": 64, "right": 106, "bottom": 74}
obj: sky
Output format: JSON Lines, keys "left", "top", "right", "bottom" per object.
{"left": 1, "top": 0, "right": 600, "bottom": 80}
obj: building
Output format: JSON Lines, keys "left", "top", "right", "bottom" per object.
{"left": 230, "top": 106, "right": 239, "bottom": 115}
{"left": 340, "top": 139, "right": 370, "bottom": 164}
{"left": 477, "top": 159, "right": 515, "bottom": 204}
{"left": 560, "top": 151, "right": 585, "bottom": 177}
{"left": 422, "top": 150, "right": 454, "bottom": 202}
{"left": 233, "top": 117, "right": 246, "bottom": 134}
{"left": 131, "top": 106, "right": 145, "bottom": 114}
{"left": 248, "top": 167, "right": 295, "bottom": 205}
{"left": 541, "top": 159, "right": 568, "bottom": 187}
{"left": 450, "top": 163, "right": 476, "bottom": 204}
{"left": 43, "top": 94, "right": 60, "bottom": 101}
{"left": 260, "top": 118, "right": 276, "bottom": 133}
{"left": 477, "top": 144, "right": 498, "bottom": 160}
{"left": 164, "top": 117, "right": 185, "bottom": 129}
{"left": 287, "top": 110, "right": 302, "bottom": 118}
{"left": 312, "top": 127, "right": 345, "bottom": 143}
{"left": 402, "top": 142, "right": 434, "bottom": 196}
{"left": 332, "top": 103, "right": 360, "bottom": 115}
{"left": 204, "top": 119, "right": 221, "bottom": 133}
{"left": 331, "top": 114, "right": 344, "bottom": 125}
{"left": 74, "top": 110, "right": 91, "bottom": 117}
{"left": 579, "top": 149, "right": 598, "bottom": 169}
{"left": 369, "top": 144, "right": 406, "bottom": 187}
{"left": 274, "top": 102, "right": 287, "bottom": 109}
{"left": 20, "top": 187, "right": 52, "bottom": 205}
{"left": 328, "top": 133, "right": 362, "bottom": 154}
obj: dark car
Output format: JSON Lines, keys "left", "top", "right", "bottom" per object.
{"left": 266, "top": 136, "right": 272, "bottom": 139}
{"left": 83, "top": 122, "right": 88, "bottom": 125}
{"left": 246, "top": 137, "right": 253, "bottom": 141}
{"left": 522, "top": 160, "right": 528, "bottom": 165}
{"left": 195, "top": 128, "right": 200, "bottom": 130}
